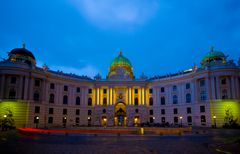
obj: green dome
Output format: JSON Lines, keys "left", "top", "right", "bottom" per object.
{"left": 201, "top": 47, "right": 226, "bottom": 64}
{"left": 110, "top": 51, "right": 132, "bottom": 68}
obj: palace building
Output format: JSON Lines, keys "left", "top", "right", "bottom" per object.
{"left": 0, "top": 45, "right": 240, "bottom": 128}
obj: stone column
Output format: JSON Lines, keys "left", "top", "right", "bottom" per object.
{"left": 215, "top": 77, "right": 220, "bottom": 99}
{"left": 41, "top": 79, "right": 46, "bottom": 103}
{"left": 230, "top": 76, "right": 236, "bottom": 99}
{"left": 139, "top": 87, "right": 142, "bottom": 105}
{"left": 18, "top": 76, "right": 23, "bottom": 99}
{"left": 142, "top": 87, "right": 145, "bottom": 105}
{"left": 28, "top": 77, "right": 34, "bottom": 101}
{"left": 24, "top": 76, "right": 29, "bottom": 100}
{"left": 128, "top": 87, "right": 131, "bottom": 105}
{"left": 97, "top": 87, "right": 100, "bottom": 105}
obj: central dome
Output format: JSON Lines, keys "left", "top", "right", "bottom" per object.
{"left": 107, "top": 51, "right": 134, "bottom": 79}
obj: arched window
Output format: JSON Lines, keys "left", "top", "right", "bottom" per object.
{"left": 222, "top": 89, "right": 228, "bottom": 99}
{"left": 134, "top": 98, "right": 138, "bottom": 106}
{"left": 63, "top": 95, "right": 68, "bottom": 104}
{"left": 9, "top": 89, "right": 16, "bottom": 99}
{"left": 76, "top": 96, "right": 80, "bottom": 105}
{"left": 149, "top": 97, "right": 153, "bottom": 106}
{"left": 88, "top": 97, "right": 92, "bottom": 106}
{"left": 186, "top": 93, "right": 191, "bottom": 103}
{"left": 33, "top": 91, "right": 40, "bottom": 101}
{"left": 161, "top": 96, "right": 165, "bottom": 105}
{"left": 49, "top": 93, "right": 54, "bottom": 103}
{"left": 173, "top": 95, "right": 178, "bottom": 104}
{"left": 103, "top": 97, "right": 107, "bottom": 106}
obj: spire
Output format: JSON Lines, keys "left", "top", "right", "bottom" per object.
{"left": 22, "top": 42, "right": 26, "bottom": 49}
{"left": 119, "top": 50, "right": 122, "bottom": 56}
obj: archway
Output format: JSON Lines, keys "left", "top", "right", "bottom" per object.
{"left": 114, "top": 102, "right": 126, "bottom": 126}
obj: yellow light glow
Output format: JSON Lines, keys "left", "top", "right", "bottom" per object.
{"left": 179, "top": 116, "right": 183, "bottom": 119}
{"left": 3, "top": 114, "right": 7, "bottom": 118}
{"left": 36, "top": 116, "right": 39, "bottom": 119}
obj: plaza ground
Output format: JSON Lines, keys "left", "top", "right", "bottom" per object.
{"left": 0, "top": 128, "right": 240, "bottom": 154}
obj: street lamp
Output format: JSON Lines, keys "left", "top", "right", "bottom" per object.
{"left": 35, "top": 116, "right": 39, "bottom": 128}
{"left": 3, "top": 115, "right": 7, "bottom": 118}
{"left": 213, "top": 115, "right": 216, "bottom": 128}
{"left": 179, "top": 116, "right": 183, "bottom": 127}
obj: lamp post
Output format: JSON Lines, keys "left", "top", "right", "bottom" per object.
{"left": 36, "top": 116, "right": 39, "bottom": 128}
{"left": 213, "top": 115, "right": 216, "bottom": 128}
{"left": 179, "top": 116, "right": 183, "bottom": 127}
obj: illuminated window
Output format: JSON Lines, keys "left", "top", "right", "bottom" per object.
{"left": 186, "top": 93, "right": 191, "bottom": 103}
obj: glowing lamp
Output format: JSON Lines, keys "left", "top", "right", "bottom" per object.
{"left": 3, "top": 115, "right": 7, "bottom": 118}
{"left": 213, "top": 115, "right": 216, "bottom": 119}
{"left": 179, "top": 116, "right": 183, "bottom": 119}
{"left": 36, "top": 116, "right": 39, "bottom": 120}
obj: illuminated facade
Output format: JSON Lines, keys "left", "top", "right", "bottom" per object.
{"left": 0, "top": 45, "right": 240, "bottom": 128}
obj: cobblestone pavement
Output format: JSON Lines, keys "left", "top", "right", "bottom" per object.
{"left": 0, "top": 129, "right": 240, "bottom": 154}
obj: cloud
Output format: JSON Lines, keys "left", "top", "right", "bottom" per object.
{"left": 70, "top": 0, "right": 159, "bottom": 28}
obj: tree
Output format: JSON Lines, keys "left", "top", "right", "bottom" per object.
{"left": 1, "top": 108, "right": 15, "bottom": 131}
{"left": 223, "top": 108, "right": 239, "bottom": 128}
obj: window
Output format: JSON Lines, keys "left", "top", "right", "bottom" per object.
{"left": 174, "top": 117, "right": 178, "bottom": 123}
{"left": 76, "top": 87, "right": 80, "bottom": 93}
{"left": 186, "top": 83, "right": 190, "bottom": 89}
{"left": 200, "top": 91, "right": 207, "bottom": 101}
{"left": 134, "top": 89, "right": 138, "bottom": 94}
{"left": 173, "top": 95, "right": 178, "bottom": 104}
{"left": 200, "top": 106, "right": 205, "bottom": 113}
{"left": 48, "top": 117, "right": 53, "bottom": 124}
{"left": 149, "top": 97, "right": 153, "bottom": 106}
{"left": 88, "top": 98, "right": 92, "bottom": 106}
{"left": 134, "top": 98, "right": 138, "bottom": 105}
{"left": 35, "top": 106, "right": 40, "bottom": 113}
{"left": 76, "top": 109, "right": 80, "bottom": 115}
{"left": 149, "top": 88, "right": 153, "bottom": 94}
{"left": 201, "top": 115, "right": 206, "bottom": 123}
{"left": 76, "top": 96, "right": 80, "bottom": 105}
{"left": 8, "top": 89, "right": 16, "bottom": 99}
{"left": 10, "top": 77, "right": 17, "bottom": 84}
{"left": 161, "top": 109, "right": 165, "bottom": 115}
{"left": 161, "top": 117, "right": 165, "bottom": 123}
{"left": 161, "top": 87, "right": 165, "bottom": 93}
{"left": 63, "top": 95, "right": 68, "bottom": 104}
{"left": 222, "top": 89, "right": 228, "bottom": 99}
{"left": 64, "top": 85, "right": 68, "bottom": 91}
{"left": 49, "top": 108, "right": 54, "bottom": 114}
{"left": 103, "top": 89, "right": 107, "bottom": 94}
{"left": 173, "top": 108, "right": 178, "bottom": 114}
{"left": 103, "top": 98, "right": 107, "bottom": 106}
{"left": 62, "top": 117, "right": 67, "bottom": 124}
{"left": 172, "top": 85, "right": 177, "bottom": 91}
{"left": 186, "top": 93, "right": 191, "bottom": 103}
{"left": 150, "top": 117, "right": 154, "bottom": 123}
{"left": 35, "top": 79, "right": 40, "bottom": 87}
{"left": 33, "top": 92, "right": 40, "bottom": 101}
{"left": 187, "top": 107, "right": 191, "bottom": 114}
{"left": 200, "top": 79, "right": 205, "bottom": 87}
{"left": 50, "top": 83, "right": 55, "bottom": 89}
{"left": 187, "top": 116, "right": 192, "bottom": 123}
{"left": 88, "top": 89, "right": 92, "bottom": 94}
{"left": 135, "top": 109, "right": 139, "bottom": 113}
{"left": 161, "top": 97, "right": 165, "bottom": 105}
{"left": 63, "top": 109, "right": 67, "bottom": 115}
{"left": 149, "top": 109, "right": 153, "bottom": 115}
{"left": 103, "top": 109, "right": 106, "bottom": 114}
{"left": 75, "top": 117, "right": 80, "bottom": 124}
{"left": 49, "top": 93, "right": 54, "bottom": 103}
{"left": 221, "top": 78, "right": 226, "bottom": 85}
{"left": 88, "top": 110, "right": 92, "bottom": 115}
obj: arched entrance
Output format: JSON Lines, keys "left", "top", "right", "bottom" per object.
{"left": 114, "top": 102, "right": 126, "bottom": 126}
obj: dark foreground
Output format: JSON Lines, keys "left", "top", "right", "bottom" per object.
{"left": 0, "top": 128, "right": 240, "bottom": 154}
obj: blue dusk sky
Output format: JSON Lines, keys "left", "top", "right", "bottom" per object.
{"left": 0, "top": 0, "right": 240, "bottom": 78}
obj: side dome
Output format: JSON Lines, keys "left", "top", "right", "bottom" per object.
{"left": 107, "top": 51, "right": 134, "bottom": 79}
{"left": 201, "top": 47, "right": 226, "bottom": 65}
{"left": 8, "top": 44, "right": 36, "bottom": 66}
